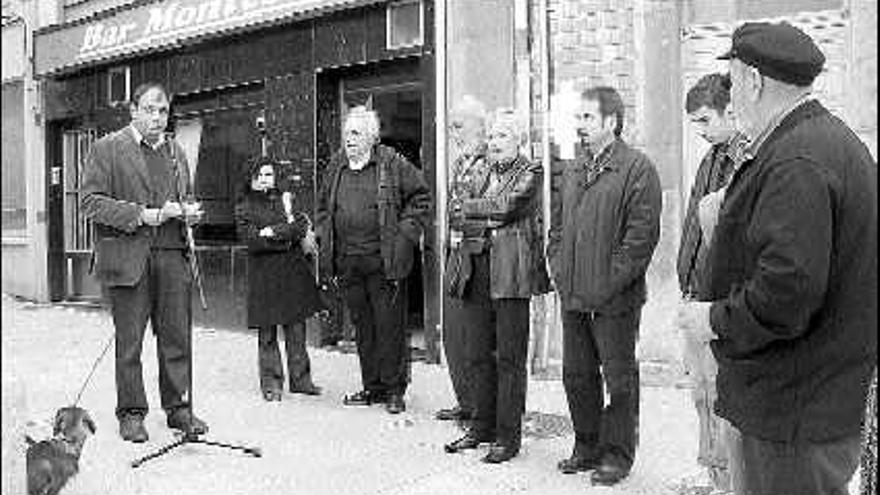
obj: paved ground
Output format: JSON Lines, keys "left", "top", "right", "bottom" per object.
{"left": 1, "top": 294, "right": 862, "bottom": 494}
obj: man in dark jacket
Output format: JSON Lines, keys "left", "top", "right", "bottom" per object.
{"left": 676, "top": 72, "right": 745, "bottom": 493}
{"left": 548, "top": 86, "right": 662, "bottom": 486}
{"left": 81, "top": 82, "right": 207, "bottom": 442}
{"left": 685, "top": 22, "right": 877, "bottom": 495}
{"left": 315, "top": 106, "right": 431, "bottom": 414}
{"left": 436, "top": 95, "right": 488, "bottom": 424}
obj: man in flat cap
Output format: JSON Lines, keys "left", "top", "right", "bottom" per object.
{"left": 680, "top": 21, "right": 877, "bottom": 495}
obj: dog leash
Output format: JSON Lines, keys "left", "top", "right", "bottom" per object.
{"left": 72, "top": 332, "right": 114, "bottom": 407}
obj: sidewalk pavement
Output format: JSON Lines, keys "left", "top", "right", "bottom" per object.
{"left": 2, "top": 294, "right": 852, "bottom": 495}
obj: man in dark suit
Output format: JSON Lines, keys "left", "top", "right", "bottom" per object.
{"left": 82, "top": 82, "right": 207, "bottom": 442}
{"left": 684, "top": 23, "right": 877, "bottom": 494}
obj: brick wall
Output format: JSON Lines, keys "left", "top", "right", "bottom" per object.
{"left": 848, "top": 0, "right": 877, "bottom": 158}
{"left": 525, "top": 0, "right": 873, "bottom": 374}
{"left": 547, "top": 0, "right": 640, "bottom": 144}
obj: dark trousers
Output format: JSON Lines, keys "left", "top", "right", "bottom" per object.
{"left": 465, "top": 253, "right": 530, "bottom": 449}
{"left": 257, "top": 323, "right": 313, "bottom": 391}
{"left": 562, "top": 309, "right": 640, "bottom": 465}
{"left": 442, "top": 293, "right": 482, "bottom": 415}
{"left": 730, "top": 428, "right": 861, "bottom": 495}
{"left": 337, "top": 254, "right": 409, "bottom": 395}
{"left": 108, "top": 249, "right": 192, "bottom": 418}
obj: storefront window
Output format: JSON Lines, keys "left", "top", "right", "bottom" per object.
{"left": 2, "top": 81, "right": 27, "bottom": 235}
{"left": 387, "top": 0, "right": 422, "bottom": 49}
{"left": 107, "top": 66, "right": 130, "bottom": 107}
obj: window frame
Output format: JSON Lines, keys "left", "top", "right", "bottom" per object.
{"left": 385, "top": 0, "right": 424, "bottom": 50}
{"left": 107, "top": 65, "right": 131, "bottom": 107}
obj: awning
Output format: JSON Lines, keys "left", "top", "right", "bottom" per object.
{"left": 34, "top": 0, "right": 384, "bottom": 77}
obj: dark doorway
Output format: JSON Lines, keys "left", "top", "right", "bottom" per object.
{"left": 172, "top": 92, "right": 263, "bottom": 329}
{"left": 46, "top": 120, "right": 104, "bottom": 303}
{"left": 316, "top": 57, "right": 425, "bottom": 334}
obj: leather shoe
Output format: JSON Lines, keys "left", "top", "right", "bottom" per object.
{"left": 481, "top": 443, "right": 519, "bottom": 464}
{"left": 385, "top": 394, "right": 406, "bottom": 414}
{"left": 166, "top": 408, "right": 209, "bottom": 435}
{"left": 290, "top": 383, "right": 322, "bottom": 396}
{"left": 444, "top": 433, "right": 489, "bottom": 453}
{"left": 590, "top": 456, "right": 631, "bottom": 486}
{"left": 435, "top": 406, "right": 472, "bottom": 421}
{"left": 119, "top": 415, "right": 148, "bottom": 443}
{"left": 557, "top": 454, "right": 600, "bottom": 474}
{"left": 343, "top": 390, "right": 374, "bottom": 406}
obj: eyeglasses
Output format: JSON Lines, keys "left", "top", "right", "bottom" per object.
{"left": 137, "top": 105, "right": 169, "bottom": 116}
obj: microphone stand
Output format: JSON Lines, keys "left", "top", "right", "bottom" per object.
{"left": 131, "top": 132, "right": 261, "bottom": 468}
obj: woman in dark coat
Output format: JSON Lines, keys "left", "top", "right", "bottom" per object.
{"left": 235, "top": 158, "right": 324, "bottom": 401}
{"left": 443, "top": 109, "right": 550, "bottom": 463}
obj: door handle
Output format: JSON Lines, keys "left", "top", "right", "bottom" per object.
{"left": 51, "top": 166, "right": 62, "bottom": 186}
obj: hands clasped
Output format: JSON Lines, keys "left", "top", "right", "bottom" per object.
{"left": 141, "top": 201, "right": 204, "bottom": 227}
{"left": 301, "top": 229, "right": 318, "bottom": 256}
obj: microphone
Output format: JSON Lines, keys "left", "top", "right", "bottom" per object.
{"left": 281, "top": 191, "right": 294, "bottom": 224}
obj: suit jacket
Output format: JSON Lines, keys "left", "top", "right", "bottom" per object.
{"left": 81, "top": 127, "right": 193, "bottom": 287}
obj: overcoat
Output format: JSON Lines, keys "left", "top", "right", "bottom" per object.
{"left": 547, "top": 139, "right": 662, "bottom": 313}
{"left": 707, "top": 100, "right": 878, "bottom": 443}
{"left": 236, "top": 189, "right": 324, "bottom": 328}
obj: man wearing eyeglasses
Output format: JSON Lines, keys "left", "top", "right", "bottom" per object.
{"left": 82, "top": 82, "right": 206, "bottom": 443}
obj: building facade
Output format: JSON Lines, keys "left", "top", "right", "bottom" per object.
{"left": 3, "top": 0, "right": 875, "bottom": 369}
{"left": 28, "top": 0, "right": 438, "bottom": 339}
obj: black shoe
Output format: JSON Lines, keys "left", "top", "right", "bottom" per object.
{"left": 385, "top": 394, "right": 406, "bottom": 414}
{"left": 166, "top": 408, "right": 209, "bottom": 436}
{"left": 369, "top": 391, "right": 389, "bottom": 405}
{"left": 435, "top": 406, "right": 473, "bottom": 421}
{"left": 290, "top": 383, "right": 322, "bottom": 396}
{"left": 444, "top": 433, "right": 489, "bottom": 453}
{"left": 262, "top": 387, "right": 283, "bottom": 401}
{"left": 119, "top": 414, "right": 148, "bottom": 443}
{"left": 590, "top": 455, "right": 631, "bottom": 486}
{"left": 342, "top": 390, "right": 374, "bottom": 406}
{"left": 557, "top": 453, "right": 600, "bottom": 474}
{"left": 481, "top": 443, "right": 519, "bottom": 464}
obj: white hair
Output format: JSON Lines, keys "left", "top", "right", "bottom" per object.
{"left": 344, "top": 106, "right": 381, "bottom": 140}
{"left": 487, "top": 107, "right": 527, "bottom": 144}
{"left": 450, "top": 95, "right": 487, "bottom": 123}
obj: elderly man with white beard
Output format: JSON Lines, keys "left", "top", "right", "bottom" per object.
{"left": 315, "top": 106, "right": 431, "bottom": 415}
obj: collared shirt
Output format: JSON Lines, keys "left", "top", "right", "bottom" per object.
{"left": 744, "top": 94, "right": 814, "bottom": 161}
{"left": 129, "top": 125, "right": 166, "bottom": 150}
{"left": 575, "top": 138, "right": 619, "bottom": 189}
{"left": 129, "top": 125, "right": 186, "bottom": 248}
{"left": 587, "top": 133, "right": 616, "bottom": 163}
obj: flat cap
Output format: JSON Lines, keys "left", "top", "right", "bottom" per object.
{"left": 718, "top": 21, "right": 825, "bottom": 86}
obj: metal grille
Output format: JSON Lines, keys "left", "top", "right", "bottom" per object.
{"left": 62, "top": 129, "right": 99, "bottom": 252}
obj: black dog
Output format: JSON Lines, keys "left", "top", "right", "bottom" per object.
{"left": 26, "top": 406, "right": 96, "bottom": 495}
